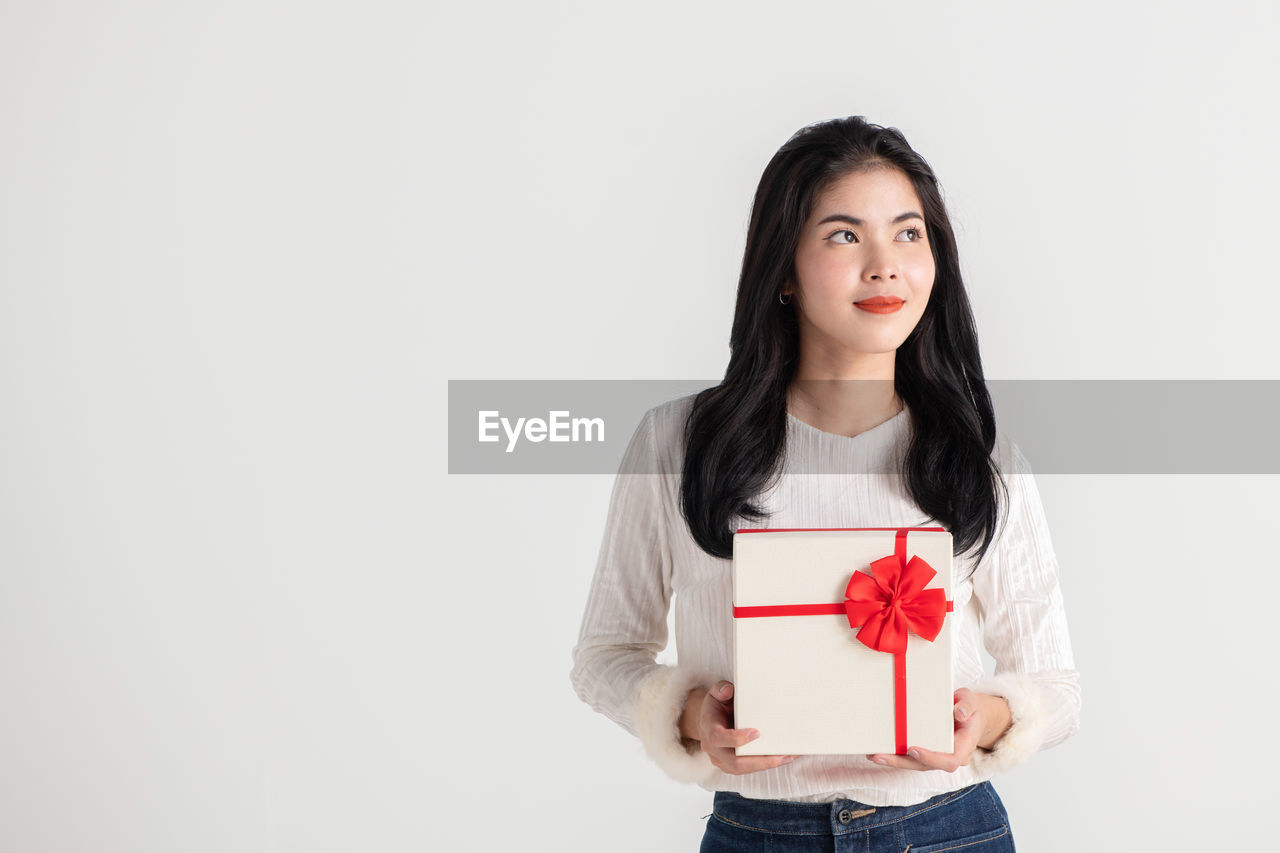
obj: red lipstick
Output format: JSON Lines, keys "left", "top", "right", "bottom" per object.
{"left": 854, "top": 295, "right": 905, "bottom": 314}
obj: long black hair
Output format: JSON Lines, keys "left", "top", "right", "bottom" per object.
{"left": 679, "top": 116, "right": 1008, "bottom": 570}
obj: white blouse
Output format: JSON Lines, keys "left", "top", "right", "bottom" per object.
{"left": 569, "top": 392, "right": 1080, "bottom": 807}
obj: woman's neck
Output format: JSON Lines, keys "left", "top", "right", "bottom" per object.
{"left": 786, "top": 376, "right": 903, "bottom": 439}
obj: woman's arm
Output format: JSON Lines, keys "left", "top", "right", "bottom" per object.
{"left": 679, "top": 687, "right": 708, "bottom": 745}
{"left": 975, "top": 693, "right": 1012, "bottom": 750}
{"left": 568, "top": 407, "right": 721, "bottom": 785}
{"left": 965, "top": 438, "right": 1082, "bottom": 775}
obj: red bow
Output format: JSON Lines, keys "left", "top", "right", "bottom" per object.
{"left": 843, "top": 554, "right": 951, "bottom": 654}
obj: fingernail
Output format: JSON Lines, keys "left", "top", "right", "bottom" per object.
{"left": 908, "top": 748, "right": 920, "bottom": 760}
{"left": 748, "top": 730, "right": 759, "bottom": 740}
{"left": 954, "top": 705, "right": 969, "bottom": 721}
{"left": 873, "top": 756, "right": 888, "bottom": 765}
{"left": 782, "top": 756, "right": 797, "bottom": 763}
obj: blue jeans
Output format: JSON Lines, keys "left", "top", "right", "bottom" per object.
{"left": 700, "top": 782, "right": 1014, "bottom": 852}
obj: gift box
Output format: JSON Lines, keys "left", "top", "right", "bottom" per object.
{"left": 732, "top": 527, "right": 955, "bottom": 756}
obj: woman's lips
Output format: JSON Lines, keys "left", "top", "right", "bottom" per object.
{"left": 854, "top": 297, "right": 905, "bottom": 314}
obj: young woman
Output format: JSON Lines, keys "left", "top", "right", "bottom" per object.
{"left": 570, "top": 116, "right": 1080, "bottom": 852}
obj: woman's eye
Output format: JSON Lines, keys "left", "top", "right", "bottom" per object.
{"left": 900, "top": 227, "right": 925, "bottom": 241}
{"left": 829, "top": 230, "right": 856, "bottom": 244}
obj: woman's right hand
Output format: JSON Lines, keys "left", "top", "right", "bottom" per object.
{"left": 683, "top": 680, "right": 799, "bottom": 775}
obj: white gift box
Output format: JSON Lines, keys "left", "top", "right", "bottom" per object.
{"left": 732, "top": 527, "right": 955, "bottom": 756}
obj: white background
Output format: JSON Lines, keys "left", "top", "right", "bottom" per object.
{"left": 2, "top": 2, "right": 1277, "bottom": 850}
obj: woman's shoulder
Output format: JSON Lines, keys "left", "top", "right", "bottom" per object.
{"left": 990, "top": 427, "right": 1035, "bottom": 479}
{"left": 638, "top": 391, "right": 700, "bottom": 472}
{"left": 645, "top": 391, "right": 699, "bottom": 432}
{"left": 986, "top": 426, "right": 1048, "bottom": 540}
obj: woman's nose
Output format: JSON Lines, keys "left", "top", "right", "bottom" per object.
{"left": 862, "top": 247, "right": 900, "bottom": 281}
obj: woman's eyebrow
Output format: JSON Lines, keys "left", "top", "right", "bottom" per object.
{"left": 816, "top": 211, "right": 925, "bottom": 226}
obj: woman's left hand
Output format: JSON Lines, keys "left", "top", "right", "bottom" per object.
{"left": 866, "top": 688, "right": 1011, "bottom": 772}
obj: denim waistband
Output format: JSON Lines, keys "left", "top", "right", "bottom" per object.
{"left": 711, "top": 783, "right": 984, "bottom": 836}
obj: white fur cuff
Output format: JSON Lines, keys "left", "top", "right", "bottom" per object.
{"left": 633, "top": 664, "right": 722, "bottom": 787}
{"left": 966, "top": 672, "right": 1049, "bottom": 777}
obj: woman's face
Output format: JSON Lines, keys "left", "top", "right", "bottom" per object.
{"left": 786, "top": 167, "right": 936, "bottom": 366}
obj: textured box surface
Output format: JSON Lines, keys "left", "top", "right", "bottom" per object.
{"left": 732, "top": 528, "right": 954, "bottom": 755}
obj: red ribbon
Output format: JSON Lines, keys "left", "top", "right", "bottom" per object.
{"left": 733, "top": 529, "right": 954, "bottom": 754}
